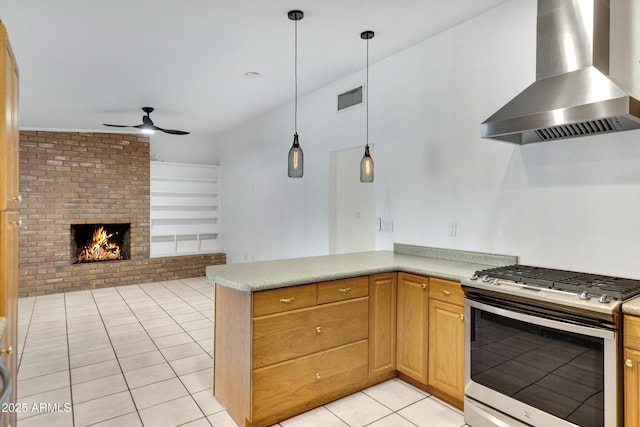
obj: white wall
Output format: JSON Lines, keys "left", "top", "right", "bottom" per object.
{"left": 150, "top": 131, "right": 219, "bottom": 165}
{"left": 216, "top": 0, "right": 640, "bottom": 279}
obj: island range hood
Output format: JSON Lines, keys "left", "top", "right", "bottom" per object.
{"left": 481, "top": 0, "right": 640, "bottom": 144}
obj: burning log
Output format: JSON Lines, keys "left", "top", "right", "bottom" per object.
{"left": 77, "top": 226, "right": 123, "bottom": 262}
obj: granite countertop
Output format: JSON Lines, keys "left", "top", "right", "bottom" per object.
{"left": 206, "top": 244, "right": 518, "bottom": 292}
{"left": 623, "top": 296, "right": 640, "bottom": 316}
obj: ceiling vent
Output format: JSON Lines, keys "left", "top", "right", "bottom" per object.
{"left": 337, "top": 86, "right": 363, "bottom": 111}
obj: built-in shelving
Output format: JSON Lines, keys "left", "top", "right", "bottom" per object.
{"left": 150, "top": 161, "right": 220, "bottom": 257}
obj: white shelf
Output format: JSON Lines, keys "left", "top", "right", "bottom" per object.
{"left": 150, "top": 161, "right": 220, "bottom": 258}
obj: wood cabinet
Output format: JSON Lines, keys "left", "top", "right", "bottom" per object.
{"left": 0, "top": 21, "right": 19, "bottom": 212}
{"left": 0, "top": 20, "right": 18, "bottom": 427}
{"left": 428, "top": 278, "right": 465, "bottom": 404}
{"left": 396, "top": 273, "right": 465, "bottom": 408}
{"left": 396, "top": 272, "right": 429, "bottom": 385}
{"left": 624, "top": 315, "right": 640, "bottom": 427}
{"left": 215, "top": 276, "right": 377, "bottom": 427}
{"left": 369, "top": 273, "right": 396, "bottom": 378}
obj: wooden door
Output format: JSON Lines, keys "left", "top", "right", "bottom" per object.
{"left": 428, "top": 299, "right": 464, "bottom": 401}
{"left": 0, "top": 22, "right": 20, "bottom": 211}
{"left": 0, "top": 211, "right": 18, "bottom": 427}
{"left": 368, "top": 272, "right": 396, "bottom": 378}
{"left": 396, "top": 273, "right": 429, "bottom": 384}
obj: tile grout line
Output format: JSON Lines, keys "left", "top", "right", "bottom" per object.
{"left": 113, "top": 283, "right": 212, "bottom": 425}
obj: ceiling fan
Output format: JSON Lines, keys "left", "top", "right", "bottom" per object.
{"left": 103, "top": 107, "right": 190, "bottom": 135}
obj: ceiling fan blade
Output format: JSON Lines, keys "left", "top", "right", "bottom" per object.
{"left": 103, "top": 108, "right": 190, "bottom": 135}
{"left": 155, "top": 127, "right": 190, "bottom": 135}
{"left": 103, "top": 123, "right": 136, "bottom": 128}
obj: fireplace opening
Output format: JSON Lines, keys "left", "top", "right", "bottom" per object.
{"left": 71, "top": 223, "right": 131, "bottom": 264}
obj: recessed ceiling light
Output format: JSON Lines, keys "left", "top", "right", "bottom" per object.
{"left": 244, "top": 71, "right": 261, "bottom": 79}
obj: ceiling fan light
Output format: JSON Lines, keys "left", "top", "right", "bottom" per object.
{"left": 140, "top": 127, "right": 155, "bottom": 135}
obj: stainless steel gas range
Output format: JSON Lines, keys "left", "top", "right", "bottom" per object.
{"left": 462, "top": 265, "right": 640, "bottom": 427}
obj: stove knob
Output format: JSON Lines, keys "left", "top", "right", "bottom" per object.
{"left": 470, "top": 274, "right": 479, "bottom": 281}
{"left": 579, "top": 291, "right": 590, "bottom": 301}
{"left": 492, "top": 278, "right": 500, "bottom": 285}
{"left": 481, "top": 275, "right": 491, "bottom": 283}
{"left": 598, "top": 294, "right": 610, "bottom": 304}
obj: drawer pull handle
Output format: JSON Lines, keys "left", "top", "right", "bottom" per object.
{"left": 422, "top": 283, "right": 427, "bottom": 290}
{"left": 315, "top": 372, "right": 321, "bottom": 380}
{"left": 459, "top": 314, "right": 465, "bottom": 321}
{"left": 441, "top": 289, "right": 453, "bottom": 296}
{"left": 338, "top": 287, "right": 352, "bottom": 293}
{"left": 279, "top": 297, "right": 295, "bottom": 303}
{"left": 0, "top": 346, "right": 12, "bottom": 355}
{"left": 626, "top": 359, "right": 634, "bottom": 368}
{"left": 316, "top": 326, "right": 322, "bottom": 334}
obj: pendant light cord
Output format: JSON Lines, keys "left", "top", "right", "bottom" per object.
{"left": 294, "top": 19, "right": 298, "bottom": 134}
{"left": 366, "top": 37, "right": 369, "bottom": 148}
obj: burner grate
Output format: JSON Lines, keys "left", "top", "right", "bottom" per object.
{"left": 475, "top": 264, "right": 640, "bottom": 301}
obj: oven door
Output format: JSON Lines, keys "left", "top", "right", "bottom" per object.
{"left": 464, "top": 297, "right": 617, "bottom": 427}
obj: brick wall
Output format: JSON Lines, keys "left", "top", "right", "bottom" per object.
{"left": 18, "top": 131, "right": 225, "bottom": 297}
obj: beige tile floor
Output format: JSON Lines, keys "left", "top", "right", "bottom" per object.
{"left": 16, "top": 277, "right": 467, "bottom": 427}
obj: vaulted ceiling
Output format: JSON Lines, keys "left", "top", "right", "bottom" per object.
{"left": 1, "top": 0, "right": 508, "bottom": 140}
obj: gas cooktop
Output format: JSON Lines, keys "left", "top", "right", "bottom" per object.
{"left": 472, "top": 264, "right": 640, "bottom": 302}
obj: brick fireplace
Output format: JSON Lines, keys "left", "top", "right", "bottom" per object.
{"left": 18, "top": 131, "right": 225, "bottom": 297}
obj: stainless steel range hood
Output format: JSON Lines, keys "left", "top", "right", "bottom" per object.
{"left": 481, "top": 0, "right": 640, "bottom": 144}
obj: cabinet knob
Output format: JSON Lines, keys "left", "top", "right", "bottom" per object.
{"left": 625, "top": 358, "right": 634, "bottom": 368}
{"left": 12, "top": 195, "right": 22, "bottom": 203}
{"left": 315, "top": 372, "right": 321, "bottom": 380}
{"left": 316, "top": 326, "right": 322, "bottom": 334}
{"left": 0, "top": 346, "right": 12, "bottom": 355}
{"left": 11, "top": 220, "right": 22, "bottom": 228}
{"left": 279, "top": 297, "right": 295, "bottom": 303}
{"left": 338, "top": 287, "right": 352, "bottom": 293}
{"left": 422, "top": 283, "right": 427, "bottom": 290}
{"left": 459, "top": 314, "right": 465, "bottom": 321}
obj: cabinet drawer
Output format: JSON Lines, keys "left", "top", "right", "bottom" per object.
{"left": 317, "top": 276, "right": 369, "bottom": 304}
{"left": 253, "top": 284, "right": 317, "bottom": 317}
{"left": 429, "top": 278, "right": 464, "bottom": 306}
{"left": 252, "top": 339, "right": 369, "bottom": 422}
{"left": 253, "top": 297, "right": 369, "bottom": 369}
{"left": 625, "top": 315, "right": 640, "bottom": 350}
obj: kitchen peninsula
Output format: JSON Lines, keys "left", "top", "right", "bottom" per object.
{"left": 206, "top": 244, "right": 517, "bottom": 427}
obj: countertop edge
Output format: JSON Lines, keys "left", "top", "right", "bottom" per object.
{"left": 623, "top": 296, "right": 640, "bottom": 316}
{"left": 206, "top": 248, "right": 516, "bottom": 292}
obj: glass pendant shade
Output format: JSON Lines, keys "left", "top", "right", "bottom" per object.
{"left": 288, "top": 133, "right": 303, "bottom": 178}
{"left": 360, "top": 145, "right": 374, "bottom": 182}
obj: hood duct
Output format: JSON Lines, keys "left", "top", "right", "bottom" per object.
{"left": 481, "top": 0, "right": 640, "bottom": 144}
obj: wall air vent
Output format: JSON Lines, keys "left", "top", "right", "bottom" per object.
{"left": 337, "top": 85, "right": 363, "bottom": 111}
{"left": 534, "top": 118, "right": 616, "bottom": 141}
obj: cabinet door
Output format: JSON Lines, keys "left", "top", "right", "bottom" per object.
{"left": 0, "top": 211, "right": 18, "bottom": 427}
{"left": 396, "top": 273, "right": 429, "bottom": 384}
{"left": 428, "top": 299, "right": 464, "bottom": 401}
{"left": 0, "top": 25, "right": 20, "bottom": 211}
{"left": 625, "top": 347, "right": 640, "bottom": 427}
{"left": 369, "top": 273, "right": 396, "bottom": 378}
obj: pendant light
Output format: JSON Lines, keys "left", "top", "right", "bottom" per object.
{"left": 360, "top": 31, "right": 374, "bottom": 183}
{"left": 287, "top": 10, "right": 304, "bottom": 178}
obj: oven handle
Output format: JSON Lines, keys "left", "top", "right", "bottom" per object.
{"left": 465, "top": 298, "right": 616, "bottom": 340}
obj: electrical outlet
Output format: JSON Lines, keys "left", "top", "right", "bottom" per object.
{"left": 448, "top": 221, "right": 457, "bottom": 237}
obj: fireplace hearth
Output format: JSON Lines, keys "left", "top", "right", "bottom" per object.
{"left": 71, "top": 223, "right": 131, "bottom": 264}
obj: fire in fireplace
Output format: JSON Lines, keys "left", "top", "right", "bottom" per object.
{"left": 71, "top": 224, "right": 130, "bottom": 264}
